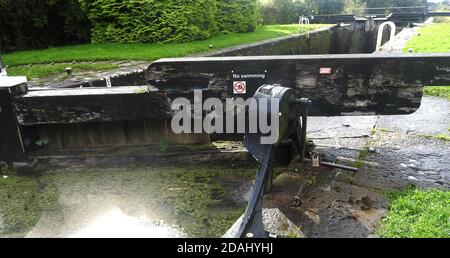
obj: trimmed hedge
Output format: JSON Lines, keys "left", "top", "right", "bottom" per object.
{"left": 0, "top": 0, "right": 91, "bottom": 53}
{"left": 216, "top": 0, "right": 259, "bottom": 33}
{"left": 79, "top": 0, "right": 259, "bottom": 44}
{"left": 0, "top": 0, "right": 259, "bottom": 51}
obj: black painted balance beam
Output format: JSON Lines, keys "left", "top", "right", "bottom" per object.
{"left": 1, "top": 53, "right": 450, "bottom": 163}
{"left": 425, "top": 12, "right": 450, "bottom": 17}
{"left": 146, "top": 53, "right": 450, "bottom": 116}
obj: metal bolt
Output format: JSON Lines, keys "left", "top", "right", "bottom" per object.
{"left": 65, "top": 67, "right": 73, "bottom": 77}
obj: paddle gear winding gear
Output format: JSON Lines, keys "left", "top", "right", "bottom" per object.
{"left": 225, "top": 85, "right": 308, "bottom": 238}
{"left": 225, "top": 84, "right": 361, "bottom": 238}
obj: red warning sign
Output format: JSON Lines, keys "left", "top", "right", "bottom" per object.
{"left": 233, "top": 81, "right": 247, "bottom": 94}
{"left": 320, "top": 67, "right": 332, "bottom": 74}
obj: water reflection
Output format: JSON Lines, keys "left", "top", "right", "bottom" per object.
{"left": 69, "top": 208, "right": 185, "bottom": 238}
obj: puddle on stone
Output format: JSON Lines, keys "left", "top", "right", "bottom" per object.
{"left": 66, "top": 208, "right": 184, "bottom": 238}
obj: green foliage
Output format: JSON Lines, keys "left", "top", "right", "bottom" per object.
{"left": 0, "top": 163, "right": 9, "bottom": 175}
{"left": 0, "top": 0, "right": 91, "bottom": 53}
{"left": 434, "top": 3, "right": 450, "bottom": 23}
{"left": 342, "top": 0, "right": 367, "bottom": 15}
{"left": 216, "top": 0, "right": 259, "bottom": 33}
{"left": 365, "top": 0, "right": 395, "bottom": 9}
{"left": 378, "top": 189, "right": 450, "bottom": 238}
{"left": 365, "top": 0, "right": 427, "bottom": 13}
{"left": 79, "top": 0, "right": 218, "bottom": 43}
{"left": 79, "top": 0, "right": 259, "bottom": 44}
{"left": 423, "top": 87, "right": 450, "bottom": 101}
{"left": 258, "top": 0, "right": 429, "bottom": 24}
{"left": 259, "top": 0, "right": 349, "bottom": 24}
{"left": 260, "top": 0, "right": 310, "bottom": 25}
{"left": 35, "top": 139, "right": 50, "bottom": 147}
{"left": 309, "top": 0, "right": 345, "bottom": 15}
{"left": 159, "top": 138, "right": 170, "bottom": 152}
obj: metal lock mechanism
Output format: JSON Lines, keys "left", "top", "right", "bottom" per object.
{"left": 312, "top": 154, "right": 320, "bottom": 167}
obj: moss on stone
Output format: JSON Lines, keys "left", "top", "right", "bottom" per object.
{"left": 0, "top": 164, "right": 255, "bottom": 238}
{"left": 420, "top": 133, "right": 450, "bottom": 142}
{"left": 352, "top": 147, "right": 369, "bottom": 169}
{"left": 0, "top": 175, "right": 59, "bottom": 237}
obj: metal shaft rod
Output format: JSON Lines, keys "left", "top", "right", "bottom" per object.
{"left": 304, "top": 158, "right": 358, "bottom": 172}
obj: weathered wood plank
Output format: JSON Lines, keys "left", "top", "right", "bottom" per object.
{"left": 14, "top": 86, "right": 172, "bottom": 125}
{"left": 146, "top": 53, "right": 450, "bottom": 116}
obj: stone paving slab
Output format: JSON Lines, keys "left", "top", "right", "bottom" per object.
{"left": 264, "top": 96, "right": 449, "bottom": 237}
{"left": 27, "top": 61, "right": 151, "bottom": 89}
{"left": 378, "top": 97, "right": 450, "bottom": 135}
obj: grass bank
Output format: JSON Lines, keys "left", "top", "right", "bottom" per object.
{"left": 3, "top": 24, "right": 327, "bottom": 67}
{"left": 404, "top": 23, "right": 450, "bottom": 100}
{"left": 405, "top": 23, "right": 450, "bottom": 53}
{"left": 423, "top": 86, "right": 450, "bottom": 101}
{"left": 377, "top": 189, "right": 450, "bottom": 238}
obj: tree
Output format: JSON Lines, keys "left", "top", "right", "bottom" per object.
{"left": 308, "top": 0, "right": 346, "bottom": 15}
{"left": 343, "top": 0, "right": 367, "bottom": 15}
{"left": 365, "top": 0, "right": 427, "bottom": 14}
{"left": 216, "top": 0, "right": 259, "bottom": 33}
{"left": 0, "top": 0, "right": 91, "bottom": 53}
{"left": 79, "top": 0, "right": 259, "bottom": 44}
{"left": 259, "top": 0, "right": 312, "bottom": 24}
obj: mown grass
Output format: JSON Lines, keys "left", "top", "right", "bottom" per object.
{"left": 378, "top": 189, "right": 450, "bottom": 238}
{"left": 423, "top": 86, "right": 450, "bottom": 101}
{"left": 404, "top": 23, "right": 450, "bottom": 100}
{"left": 3, "top": 24, "right": 328, "bottom": 66}
{"left": 404, "top": 23, "right": 450, "bottom": 53}
{"left": 7, "top": 63, "right": 119, "bottom": 80}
